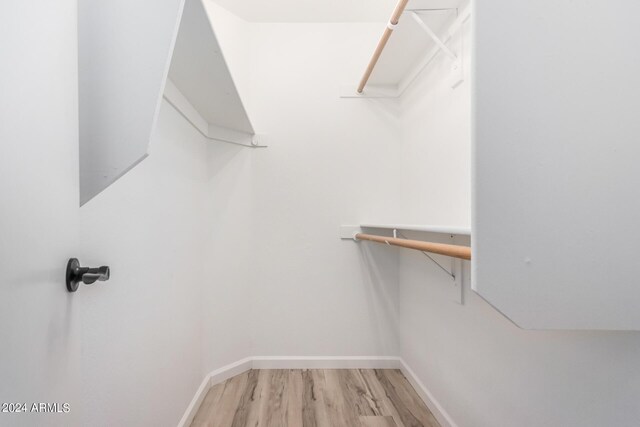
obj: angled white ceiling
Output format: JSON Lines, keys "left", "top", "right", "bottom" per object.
{"left": 210, "top": 0, "right": 399, "bottom": 22}
{"left": 209, "top": 0, "right": 464, "bottom": 23}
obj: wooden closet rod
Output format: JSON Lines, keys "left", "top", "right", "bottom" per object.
{"left": 355, "top": 233, "right": 471, "bottom": 260}
{"left": 357, "top": 0, "right": 410, "bottom": 93}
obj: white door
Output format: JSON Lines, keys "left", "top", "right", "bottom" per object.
{"left": 0, "top": 1, "right": 81, "bottom": 425}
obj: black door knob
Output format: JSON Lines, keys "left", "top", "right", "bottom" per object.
{"left": 66, "top": 258, "right": 110, "bottom": 292}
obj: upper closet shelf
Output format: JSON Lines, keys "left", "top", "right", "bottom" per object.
{"left": 341, "top": 0, "right": 469, "bottom": 99}
{"left": 165, "top": 0, "right": 265, "bottom": 147}
{"left": 362, "top": 223, "right": 470, "bottom": 236}
{"left": 340, "top": 224, "right": 471, "bottom": 238}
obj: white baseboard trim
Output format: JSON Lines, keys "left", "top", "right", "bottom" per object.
{"left": 399, "top": 358, "right": 458, "bottom": 427}
{"left": 209, "top": 357, "right": 253, "bottom": 385}
{"left": 176, "top": 374, "right": 212, "bottom": 427}
{"left": 251, "top": 355, "right": 401, "bottom": 370}
{"left": 178, "top": 356, "right": 456, "bottom": 427}
{"left": 177, "top": 357, "right": 253, "bottom": 427}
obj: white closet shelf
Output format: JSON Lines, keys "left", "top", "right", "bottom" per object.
{"left": 340, "top": 224, "right": 470, "bottom": 239}
{"left": 361, "top": 224, "right": 470, "bottom": 235}
{"left": 166, "top": 0, "right": 264, "bottom": 148}
{"left": 341, "top": 0, "right": 469, "bottom": 98}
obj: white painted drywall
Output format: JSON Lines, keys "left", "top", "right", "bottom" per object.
{"left": 199, "top": 17, "right": 404, "bottom": 367}
{"left": 473, "top": 0, "right": 640, "bottom": 329}
{"left": 76, "top": 101, "right": 208, "bottom": 426}
{"left": 78, "top": 0, "right": 185, "bottom": 205}
{"left": 398, "top": 14, "right": 640, "bottom": 427}
{"left": 248, "top": 22, "right": 404, "bottom": 357}
{"left": 0, "top": 1, "right": 81, "bottom": 425}
{"left": 397, "top": 13, "right": 471, "bottom": 227}
{"left": 210, "top": 0, "right": 397, "bottom": 23}
{"left": 210, "top": 0, "right": 464, "bottom": 23}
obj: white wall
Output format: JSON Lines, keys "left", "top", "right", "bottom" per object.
{"left": 397, "top": 14, "right": 640, "bottom": 427}
{"left": 200, "top": 17, "right": 404, "bottom": 366}
{"left": 398, "top": 16, "right": 471, "bottom": 227}
{"left": 77, "top": 101, "right": 207, "bottom": 426}
{"left": 210, "top": 0, "right": 398, "bottom": 23}
{"left": 248, "top": 22, "right": 402, "bottom": 357}
{"left": 201, "top": 142, "right": 255, "bottom": 372}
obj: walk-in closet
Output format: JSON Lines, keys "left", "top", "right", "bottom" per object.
{"left": 3, "top": 0, "right": 640, "bottom": 426}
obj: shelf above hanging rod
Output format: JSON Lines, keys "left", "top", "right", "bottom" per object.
{"left": 357, "top": 0, "right": 410, "bottom": 94}
{"left": 344, "top": 0, "right": 468, "bottom": 98}
{"left": 360, "top": 223, "right": 471, "bottom": 236}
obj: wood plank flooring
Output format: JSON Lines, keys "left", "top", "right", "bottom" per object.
{"left": 191, "top": 369, "right": 440, "bottom": 427}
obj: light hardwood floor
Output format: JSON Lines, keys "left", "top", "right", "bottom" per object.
{"left": 191, "top": 369, "right": 440, "bottom": 427}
